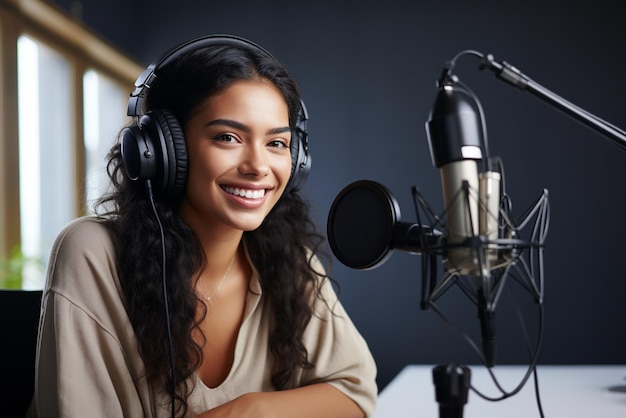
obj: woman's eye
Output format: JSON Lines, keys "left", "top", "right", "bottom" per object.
{"left": 269, "top": 139, "right": 289, "bottom": 149}
{"left": 214, "top": 133, "right": 237, "bottom": 143}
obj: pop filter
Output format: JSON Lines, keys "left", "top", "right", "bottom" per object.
{"left": 327, "top": 180, "right": 400, "bottom": 270}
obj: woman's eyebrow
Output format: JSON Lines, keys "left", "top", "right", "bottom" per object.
{"left": 206, "top": 119, "right": 291, "bottom": 135}
{"left": 267, "top": 126, "right": 291, "bottom": 135}
{"left": 206, "top": 119, "right": 249, "bottom": 132}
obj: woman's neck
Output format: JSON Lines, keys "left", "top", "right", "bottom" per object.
{"left": 192, "top": 223, "right": 244, "bottom": 284}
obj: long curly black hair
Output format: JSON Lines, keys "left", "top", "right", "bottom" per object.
{"left": 94, "top": 38, "right": 330, "bottom": 417}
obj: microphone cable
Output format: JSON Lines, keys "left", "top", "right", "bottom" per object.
{"left": 145, "top": 179, "right": 177, "bottom": 418}
{"left": 470, "top": 289, "right": 545, "bottom": 412}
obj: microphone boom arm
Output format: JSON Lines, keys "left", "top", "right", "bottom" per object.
{"left": 480, "top": 54, "right": 626, "bottom": 152}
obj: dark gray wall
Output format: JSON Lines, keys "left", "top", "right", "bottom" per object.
{"left": 52, "top": 0, "right": 626, "bottom": 390}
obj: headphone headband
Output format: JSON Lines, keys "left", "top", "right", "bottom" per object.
{"left": 128, "top": 35, "right": 275, "bottom": 118}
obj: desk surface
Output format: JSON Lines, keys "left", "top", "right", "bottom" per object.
{"left": 372, "top": 365, "right": 626, "bottom": 418}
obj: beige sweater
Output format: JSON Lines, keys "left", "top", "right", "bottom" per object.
{"left": 28, "top": 217, "right": 377, "bottom": 417}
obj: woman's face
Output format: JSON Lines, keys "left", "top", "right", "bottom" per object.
{"left": 179, "top": 79, "right": 293, "bottom": 234}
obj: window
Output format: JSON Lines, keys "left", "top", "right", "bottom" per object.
{"left": 0, "top": 1, "right": 142, "bottom": 289}
{"left": 18, "top": 35, "right": 74, "bottom": 289}
{"left": 83, "top": 70, "right": 129, "bottom": 213}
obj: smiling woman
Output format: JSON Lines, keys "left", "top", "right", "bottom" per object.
{"left": 28, "top": 35, "right": 378, "bottom": 418}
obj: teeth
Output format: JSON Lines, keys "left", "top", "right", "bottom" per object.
{"left": 224, "top": 186, "right": 265, "bottom": 199}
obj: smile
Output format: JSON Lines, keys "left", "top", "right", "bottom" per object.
{"left": 223, "top": 186, "right": 266, "bottom": 199}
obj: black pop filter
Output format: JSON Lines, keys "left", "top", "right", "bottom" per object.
{"left": 327, "top": 180, "right": 400, "bottom": 270}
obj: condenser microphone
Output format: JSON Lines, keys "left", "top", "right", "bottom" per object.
{"left": 426, "top": 80, "right": 501, "bottom": 367}
{"left": 426, "top": 81, "right": 488, "bottom": 277}
{"left": 327, "top": 180, "right": 441, "bottom": 270}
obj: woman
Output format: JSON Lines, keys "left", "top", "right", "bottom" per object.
{"left": 29, "top": 35, "right": 377, "bottom": 417}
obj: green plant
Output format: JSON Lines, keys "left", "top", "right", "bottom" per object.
{"left": 0, "top": 246, "right": 42, "bottom": 289}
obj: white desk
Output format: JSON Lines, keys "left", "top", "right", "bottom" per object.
{"left": 372, "top": 365, "right": 626, "bottom": 418}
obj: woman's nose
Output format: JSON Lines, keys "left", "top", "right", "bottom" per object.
{"left": 238, "top": 145, "right": 270, "bottom": 177}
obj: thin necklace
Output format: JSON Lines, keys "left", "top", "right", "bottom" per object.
{"left": 205, "top": 254, "right": 236, "bottom": 301}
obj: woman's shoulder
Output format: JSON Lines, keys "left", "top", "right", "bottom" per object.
{"left": 56, "top": 215, "right": 112, "bottom": 238}
{"left": 51, "top": 216, "right": 115, "bottom": 255}
{"left": 44, "top": 216, "right": 134, "bottom": 350}
{"left": 46, "top": 216, "right": 119, "bottom": 294}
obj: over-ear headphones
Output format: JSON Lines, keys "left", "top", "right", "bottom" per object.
{"left": 121, "top": 34, "right": 311, "bottom": 199}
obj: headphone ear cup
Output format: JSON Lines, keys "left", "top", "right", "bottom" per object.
{"left": 287, "top": 104, "right": 311, "bottom": 192}
{"left": 121, "top": 125, "right": 157, "bottom": 182}
{"left": 288, "top": 128, "right": 311, "bottom": 192}
{"left": 121, "top": 110, "right": 188, "bottom": 199}
{"left": 147, "top": 109, "right": 188, "bottom": 198}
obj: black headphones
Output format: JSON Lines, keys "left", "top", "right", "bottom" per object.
{"left": 121, "top": 34, "right": 311, "bottom": 199}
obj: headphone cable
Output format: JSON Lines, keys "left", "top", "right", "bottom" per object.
{"left": 146, "top": 179, "right": 177, "bottom": 418}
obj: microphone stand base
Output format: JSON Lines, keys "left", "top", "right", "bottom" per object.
{"left": 432, "top": 363, "right": 471, "bottom": 418}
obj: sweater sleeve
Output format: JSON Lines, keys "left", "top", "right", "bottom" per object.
{"left": 31, "top": 217, "right": 154, "bottom": 418}
{"left": 300, "top": 257, "right": 378, "bottom": 417}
